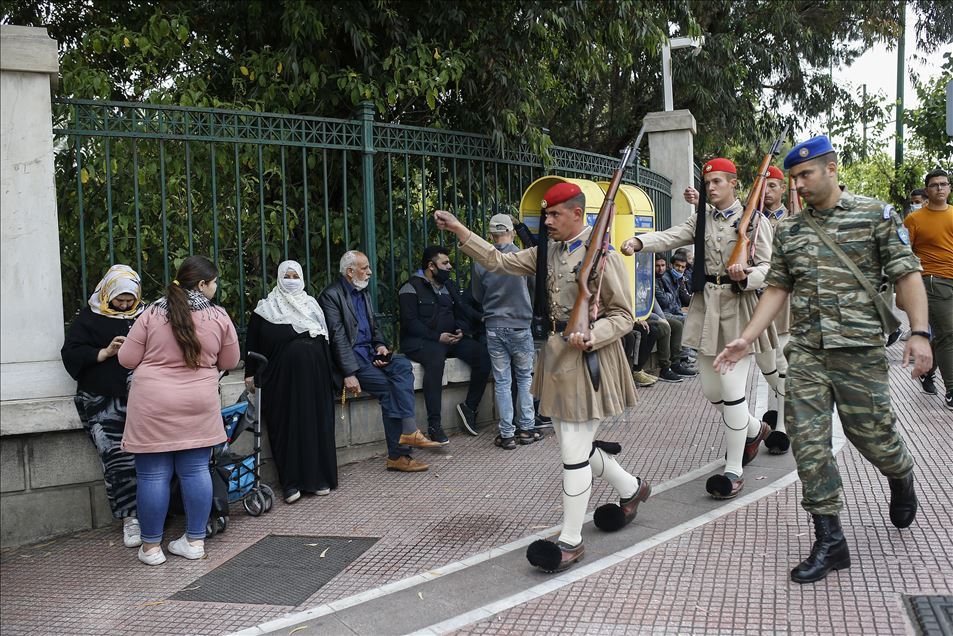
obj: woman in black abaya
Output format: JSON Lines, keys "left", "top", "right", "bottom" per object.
{"left": 245, "top": 260, "right": 337, "bottom": 503}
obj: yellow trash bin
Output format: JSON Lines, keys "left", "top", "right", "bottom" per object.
{"left": 518, "top": 176, "right": 655, "bottom": 321}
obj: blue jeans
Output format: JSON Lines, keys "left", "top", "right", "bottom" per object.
{"left": 354, "top": 355, "right": 416, "bottom": 459}
{"left": 486, "top": 327, "right": 535, "bottom": 437}
{"left": 135, "top": 447, "right": 212, "bottom": 543}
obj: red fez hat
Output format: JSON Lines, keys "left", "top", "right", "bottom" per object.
{"left": 702, "top": 158, "right": 737, "bottom": 175}
{"left": 766, "top": 165, "right": 784, "bottom": 181}
{"left": 541, "top": 182, "right": 582, "bottom": 209}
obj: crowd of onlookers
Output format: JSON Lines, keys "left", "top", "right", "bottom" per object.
{"left": 59, "top": 213, "right": 704, "bottom": 567}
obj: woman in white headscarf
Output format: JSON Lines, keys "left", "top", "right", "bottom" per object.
{"left": 61, "top": 264, "right": 145, "bottom": 549}
{"left": 244, "top": 260, "right": 337, "bottom": 503}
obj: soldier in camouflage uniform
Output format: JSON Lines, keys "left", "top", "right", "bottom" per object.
{"left": 715, "top": 135, "right": 934, "bottom": 584}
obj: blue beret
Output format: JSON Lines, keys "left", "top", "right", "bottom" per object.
{"left": 783, "top": 135, "right": 835, "bottom": 170}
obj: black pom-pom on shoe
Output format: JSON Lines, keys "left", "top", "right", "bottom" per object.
{"left": 761, "top": 410, "right": 778, "bottom": 430}
{"left": 766, "top": 430, "right": 790, "bottom": 455}
{"left": 706, "top": 474, "right": 731, "bottom": 496}
{"left": 706, "top": 473, "right": 742, "bottom": 499}
{"left": 526, "top": 539, "right": 563, "bottom": 572}
{"left": 593, "top": 503, "right": 625, "bottom": 532}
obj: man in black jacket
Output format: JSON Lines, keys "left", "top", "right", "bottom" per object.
{"left": 319, "top": 251, "right": 442, "bottom": 473}
{"left": 398, "top": 245, "right": 491, "bottom": 442}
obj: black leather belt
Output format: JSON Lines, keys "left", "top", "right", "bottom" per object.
{"left": 704, "top": 274, "right": 732, "bottom": 285}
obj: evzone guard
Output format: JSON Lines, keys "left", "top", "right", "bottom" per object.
{"left": 622, "top": 155, "right": 778, "bottom": 500}
{"left": 435, "top": 178, "right": 650, "bottom": 573}
{"left": 682, "top": 163, "right": 794, "bottom": 455}
{"left": 754, "top": 164, "right": 795, "bottom": 454}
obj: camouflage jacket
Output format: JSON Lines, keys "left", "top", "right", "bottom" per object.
{"left": 765, "top": 190, "right": 922, "bottom": 349}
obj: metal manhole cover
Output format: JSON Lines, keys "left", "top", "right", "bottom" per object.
{"left": 171, "top": 535, "right": 378, "bottom": 606}
{"left": 904, "top": 595, "right": 953, "bottom": 636}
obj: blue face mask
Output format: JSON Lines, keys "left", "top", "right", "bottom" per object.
{"left": 670, "top": 269, "right": 684, "bottom": 280}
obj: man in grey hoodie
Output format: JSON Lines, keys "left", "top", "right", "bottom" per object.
{"left": 472, "top": 214, "right": 539, "bottom": 449}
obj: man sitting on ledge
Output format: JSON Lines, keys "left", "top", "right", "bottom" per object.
{"left": 320, "top": 251, "right": 441, "bottom": 474}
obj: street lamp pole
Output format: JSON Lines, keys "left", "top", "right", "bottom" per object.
{"left": 662, "top": 36, "right": 704, "bottom": 111}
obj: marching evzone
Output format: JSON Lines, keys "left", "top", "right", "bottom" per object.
{"left": 714, "top": 135, "right": 931, "bottom": 583}
{"left": 622, "top": 158, "right": 777, "bottom": 500}
{"left": 752, "top": 165, "right": 793, "bottom": 454}
{"left": 434, "top": 182, "right": 651, "bottom": 573}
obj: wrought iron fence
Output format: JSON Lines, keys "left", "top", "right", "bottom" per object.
{"left": 53, "top": 98, "right": 672, "bottom": 344}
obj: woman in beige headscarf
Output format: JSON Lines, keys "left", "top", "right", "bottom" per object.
{"left": 61, "top": 264, "right": 145, "bottom": 549}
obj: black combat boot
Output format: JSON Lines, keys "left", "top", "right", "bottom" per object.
{"left": 888, "top": 473, "right": 918, "bottom": 529}
{"left": 790, "top": 514, "right": 851, "bottom": 584}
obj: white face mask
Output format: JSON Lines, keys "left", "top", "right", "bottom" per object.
{"left": 351, "top": 276, "right": 369, "bottom": 290}
{"left": 910, "top": 203, "right": 923, "bottom": 211}
{"left": 279, "top": 278, "right": 304, "bottom": 294}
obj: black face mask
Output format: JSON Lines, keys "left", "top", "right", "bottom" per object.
{"left": 432, "top": 268, "right": 452, "bottom": 285}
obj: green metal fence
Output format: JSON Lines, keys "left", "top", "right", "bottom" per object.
{"left": 52, "top": 98, "right": 672, "bottom": 344}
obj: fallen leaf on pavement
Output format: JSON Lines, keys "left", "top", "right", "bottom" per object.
{"left": 305, "top": 543, "right": 320, "bottom": 547}
{"left": 320, "top": 547, "right": 329, "bottom": 558}
{"left": 141, "top": 601, "right": 167, "bottom": 607}
{"left": 417, "top": 592, "right": 424, "bottom": 600}
{"left": 289, "top": 626, "right": 308, "bottom": 634}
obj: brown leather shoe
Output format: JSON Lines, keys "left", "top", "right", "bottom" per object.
{"left": 526, "top": 539, "right": 585, "bottom": 573}
{"left": 706, "top": 473, "right": 744, "bottom": 499}
{"left": 399, "top": 430, "right": 444, "bottom": 449}
{"left": 620, "top": 479, "right": 652, "bottom": 520}
{"left": 386, "top": 456, "right": 429, "bottom": 472}
{"left": 594, "top": 479, "right": 652, "bottom": 532}
{"left": 742, "top": 422, "right": 771, "bottom": 466}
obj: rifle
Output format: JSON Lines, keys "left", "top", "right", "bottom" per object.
{"left": 531, "top": 210, "right": 550, "bottom": 341}
{"left": 563, "top": 124, "right": 646, "bottom": 390}
{"left": 727, "top": 125, "right": 790, "bottom": 270}
{"left": 788, "top": 174, "right": 802, "bottom": 214}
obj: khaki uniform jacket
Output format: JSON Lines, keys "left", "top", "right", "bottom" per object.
{"left": 460, "top": 226, "right": 637, "bottom": 422}
{"left": 638, "top": 199, "right": 778, "bottom": 356}
{"left": 762, "top": 206, "right": 791, "bottom": 335}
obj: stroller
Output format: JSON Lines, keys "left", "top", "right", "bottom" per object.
{"left": 205, "top": 352, "right": 275, "bottom": 537}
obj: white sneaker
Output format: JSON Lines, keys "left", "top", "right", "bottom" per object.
{"left": 316, "top": 488, "right": 331, "bottom": 496}
{"left": 167, "top": 534, "right": 206, "bottom": 560}
{"left": 137, "top": 546, "right": 166, "bottom": 566}
{"left": 123, "top": 518, "right": 142, "bottom": 548}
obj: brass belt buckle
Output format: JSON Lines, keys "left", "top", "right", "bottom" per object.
{"left": 715, "top": 273, "right": 722, "bottom": 285}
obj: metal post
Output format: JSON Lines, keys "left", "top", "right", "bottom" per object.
{"left": 862, "top": 84, "right": 868, "bottom": 160}
{"left": 662, "top": 42, "right": 673, "bottom": 111}
{"left": 357, "top": 100, "right": 378, "bottom": 306}
{"left": 895, "top": 0, "right": 905, "bottom": 169}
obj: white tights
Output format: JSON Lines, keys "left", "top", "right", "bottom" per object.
{"left": 698, "top": 354, "right": 761, "bottom": 477}
{"left": 553, "top": 420, "right": 640, "bottom": 546}
{"left": 753, "top": 333, "right": 789, "bottom": 433}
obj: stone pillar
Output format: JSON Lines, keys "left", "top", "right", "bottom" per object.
{"left": 0, "top": 26, "right": 74, "bottom": 409}
{"left": 643, "top": 110, "right": 696, "bottom": 228}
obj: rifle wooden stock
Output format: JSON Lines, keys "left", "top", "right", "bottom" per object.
{"left": 788, "top": 175, "right": 801, "bottom": 214}
{"left": 727, "top": 126, "right": 790, "bottom": 269}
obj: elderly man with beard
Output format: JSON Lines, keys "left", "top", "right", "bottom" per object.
{"left": 320, "top": 251, "right": 441, "bottom": 473}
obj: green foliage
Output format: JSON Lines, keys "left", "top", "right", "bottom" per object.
{"left": 906, "top": 52, "right": 953, "bottom": 161}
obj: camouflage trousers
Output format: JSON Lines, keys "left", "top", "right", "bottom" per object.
{"left": 785, "top": 344, "right": 914, "bottom": 515}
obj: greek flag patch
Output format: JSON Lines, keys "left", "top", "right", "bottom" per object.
{"left": 883, "top": 204, "right": 895, "bottom": 220}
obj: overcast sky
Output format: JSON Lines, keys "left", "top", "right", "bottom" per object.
{"left": 829, "top": 4, "right": 951, "bottom": 151}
